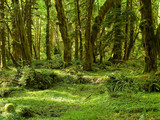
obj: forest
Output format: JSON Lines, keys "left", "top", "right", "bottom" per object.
{"left": 0, "top": 0, "right": 160, "bottom": 119}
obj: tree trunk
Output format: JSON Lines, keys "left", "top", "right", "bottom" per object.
{"left": 26, "top": 0, "right": 33, "bottom": 56}
{"left": 38, "top": 18, "right": 41, "bottom": 60}
{"left": 99, "top": 28, "right": 105, "bottom": 64}
{"left": 83, "top": 0, "right": 94, "bottom": 71}
{"left": 75, "top": 0, "right": 83, "bottom": 60}
{"left": 75, "top": 22, "right": 79, "bottom": 59}
{"left": 55, "top": 0, "right": 72, "bottom": 67}
{"left": 91, "top": 0, "right": 118, "bottom": 63}
{"left": 110, "top": 0, "right": 122, "bottom": 62}
{"left": 0, "top": 0, "right": 7, "bottom": 68}
{"left": 123, "top": 0, "right": 129, "bottom": 60}
{"left": 15, "top": 0, "right": 32, "bottom": 66}
{"left": 12, "top": 0, "right": 22, "bottom": 61}
{"left": 140, "top": 0, "right": 157, "bottom": 72}
{"left": 45, "top": 0, "right": 51, "bottom": 60}
{"left": 126, "top": 0, "right": 135, "bottom": 60}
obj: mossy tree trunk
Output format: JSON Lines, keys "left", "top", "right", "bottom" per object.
{"left": 45, "top": 0, "right": 51, "bottom": 60}
{"left": 11, "top": 0, "right": 22, "bottom": 61}
{"left": 140, "top": 0, "right": 157, "bottom": 72}
{"left": 75, "top": 0, "right": 83, "bottom": 61}
{"left": 26, "top": 0, "right": 33, "bottom": 57}
{"left": 55, "top": 0, "right": 72, "bottom": 67}
{"left": 14, "top": 0, "right": 32, "bottom": 66}
{"left": 74, "top": 22, "right": 79, "bottom": 59}
{"left": 110, "top": 0, "right": 122, "bottom": 62}
{"left": 126, "top": 0, "right": 135, "bottom": 60}
{"left": 91, "top": 0, "right": 117, "bottom": 63}
{"left": 0, "top": 0, "right": 7, "bottom": 69}
{"left": 83, "top": 0, "right": 94, "bottom": 71}
{"left": 123, "top": 0, "right": 129, "bottom": 60}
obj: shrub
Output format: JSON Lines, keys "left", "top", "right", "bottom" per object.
{"left": 105, "top": 71, "right": 160, "bottom": 96}
{"left": 105, "top": 72, "right": 134, "bottom": 96}
{"left": 0, "top": 83, "right": 11, "bottom": 97}
{"left": 32, "top": 55, "right": 63, "bottom": 69}
{"left": 16, "top": 67, "right": 58, "bottom": 89}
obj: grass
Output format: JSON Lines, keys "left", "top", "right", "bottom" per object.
{"left": 1, "top": 60, "right": 160, "bottom": 119}
{"left": 1, "top": 83, "right": 160, "bottom": 120}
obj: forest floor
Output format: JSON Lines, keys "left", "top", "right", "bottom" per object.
{"left": 1, "top": 60, "right": 160, "bottom": 120}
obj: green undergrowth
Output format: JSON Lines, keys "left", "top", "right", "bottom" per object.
{"left": 1, "top": 84, "right": 160, "bottom": 120}
{"left": 1, "top": 60, "right": 160, "bottom": 119}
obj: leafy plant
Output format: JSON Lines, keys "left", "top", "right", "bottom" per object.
{"left": 105, "top": 72, "right": 134, "bottom": 97}
{"left": 18, "top": 66, "right": 35, "bottom": 87}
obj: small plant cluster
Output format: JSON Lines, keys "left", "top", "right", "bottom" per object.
{"left": 33, "top": 54, "right": 63, "bottom": 69}
{"left": 105, "top": 72, "right": 134, "bottom": 97}
{"left": 15, "top": 67, "right": 58, "bottom": 89}
{"left": 105, "top": 71, "right": 160, "bottom": 97}
{"left": 0, "top": 101, "right": 35, "bottom": 120}
{"left": 0, "top": 83, "right": 10, "bottom": 98}
{"left": 137, "top": 72, "right": 160, "bottom": 92}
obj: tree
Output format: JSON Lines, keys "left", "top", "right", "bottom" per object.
{"left": 109, "top": 0, "right": 122, "bottom": 62}
{"left": 55, "top": 0, "right": 72, "bottom": 67}
{"left": 91, "top": 0, "right": 118, "bottom": 63}
{"left": 14, "top": 0, "right": 32, "bottom": 66}
{"left": 126, "top": 0, "right": 135, "bottom": 60}
{"left": 83, "top": 0, "right": 94, "bottom": 71}
{"left": 11, "top": 0, "right": 22, "bottom": 62}
{"left": 140, "top": 0, "right": 157, "bottom": 72}
{"left": 123, "top": 0, "right": 129, "bottom": 60}
{"left": 0, "top": 0, "right": 7, "bottom": 68}
{"left": 44, "top": 0, "right": 51, "bottom": 60}
{"left": 75, "top": 0, "right": 83, "bottom": 60}
{"left": 25, "top": 0, "right": 33, "bottom": 56}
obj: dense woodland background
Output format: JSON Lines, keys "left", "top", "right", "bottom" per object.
{"left": 0, "top": 0, "right": 159, "bottom": 72}
{"left": 1, "top": 0, "right": 160, "bottom": 120}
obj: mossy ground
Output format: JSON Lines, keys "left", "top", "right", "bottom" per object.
{"left": 1, "top": 60, "right": 160, "bottom": 120}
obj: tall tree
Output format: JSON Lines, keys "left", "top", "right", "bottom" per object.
{"left": 44, "top": 0, "right": 51, "bottom": 60}
{"left": 123, "top": 0, "right": 129, "bottom": 60}
{"left": 140, "top": 0, "right": 157, "bottom": 72}
{"left": 91, "top": 0, "right": 118, "bottom": 62}
{"left": 12, "top": 0, "right": 22, "bottom": 61}
{"left": 55, "top": 0, "right": 72, "bottom": 67}
{"left": 83, "top": 0, "right": 94, "bottom": 71}
{"left": 110, "top": 0, "right": 122, "bottom": 62}
{"left": 26, "top": 0, "right": 33, "bottom": 56}
{"left": 74, "top": 21, "right": 79, "bottom": 59}
{"left": 126, "top": 0, "right": 135, "bottom": 60}
{"left": 14, "top": 0, "right": 32, "bottom": 66}
{"left": 0, "top": 0, "right": 7, "bottom": 68}
{"left": 75, "top": 0, "right": 83, "bottom": 60}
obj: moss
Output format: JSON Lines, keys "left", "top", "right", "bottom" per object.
{"left": 4, "top": 103, "right": 15, "bottom": 113}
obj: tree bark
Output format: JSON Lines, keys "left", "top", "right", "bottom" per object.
{"left": 0, "top": 0, "right": 7, "bottom": 68}
{"left": 91, "top": 0, "right": 118, "bottom": 62}
{"left": 110, "top": 0, "right": 122, "bottom": 62}
{"left": 140, "top": 0, "right": 157, "bottom": 72}
{"left": 126, "top": 0, "right": 135, "bottom": 60}
{"left": 75, "top": 0, "right": 83, "bottom": 60}
{"left": 55, "top": 0, "right": 72, "bottom": 67}
{"left": 75, "top": 22, "right": 79, "bottom": 59}
{"left": 123, "top": 0, "right": 129, "bottom": 60}
{"left": 14, "top": 0, "right": 32, "bottom": 66}
{"left": 45, "top": 0, "right": 51, "bottom": 60}
{"left": 26, "top": 0, "right": 33, "bottom": 57}
{"left": 12, "top": 0, "right": 22, "bottom": 61}
{"left": 83, "top": 0, "right": 94, "bottom": 71}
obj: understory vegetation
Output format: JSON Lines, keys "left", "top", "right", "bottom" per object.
{"left": 0, "top": 0, "right": 160, "bottom": 119}
{"left": 1, "top": 59, "right": 160, "bottom": 120}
